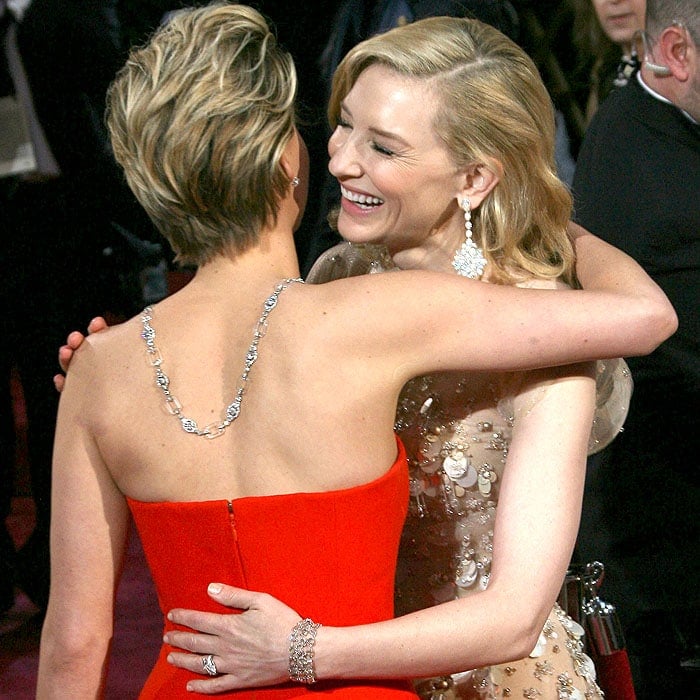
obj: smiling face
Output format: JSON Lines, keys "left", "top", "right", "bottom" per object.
{"left": 592, "top": 0, "right": 646, "bottom": 48}
{"left": 327, "top": 64, "right": 466, "bottom": 262}
{"left": 325, "top": 16, "right": 575, "bottom": 284}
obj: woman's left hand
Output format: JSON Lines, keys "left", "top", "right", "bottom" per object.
{"left": 164, "top": 583, "right": 301, "bottom": 694}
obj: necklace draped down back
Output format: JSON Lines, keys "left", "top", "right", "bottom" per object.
{"left": 139, "top": 278, "right": 303, "bottom": 439}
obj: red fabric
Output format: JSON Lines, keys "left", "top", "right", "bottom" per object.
{"left": 593, "top": 650, "right": 636, "bottom": 700}
{"left": 127, "top": 438, "right": 417, "bottom": 698}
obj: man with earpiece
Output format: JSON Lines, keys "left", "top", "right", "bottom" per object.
{"left": 571, "top": 1, "right": 699, "bottom": 698}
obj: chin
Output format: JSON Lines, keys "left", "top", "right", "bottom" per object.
{"left": 604, "top": 24, "right": 636, "bottom": 47}
{"left": 337, "top": 217, "right": 387, "bottom": 247}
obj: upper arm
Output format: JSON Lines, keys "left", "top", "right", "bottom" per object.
{"left": 333, "top": 271, "right": 651, "bottom": 380}
{"left": 47, "top": 343, "right": 130, "bottom": 637}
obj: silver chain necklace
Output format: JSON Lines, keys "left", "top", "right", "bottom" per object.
{"left": 140, "top": 277, "right": 303, "bottom": 439}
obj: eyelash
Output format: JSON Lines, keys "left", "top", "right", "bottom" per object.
{"left": 335, "top": 117, "right": 396, "bottom": 157}
{"left": 372, "top": 142, "right": 395, "bottom": 156}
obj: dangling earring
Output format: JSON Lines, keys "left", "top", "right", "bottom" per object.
{"left": 452, "top": 197, "right": 487, "bottom": 279}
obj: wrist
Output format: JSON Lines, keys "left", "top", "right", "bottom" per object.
{"left": 288, "top": 617, "right": 321, "bottom": 684}
{"left": 311, "top": 624, "right": 372, "bottom": 681}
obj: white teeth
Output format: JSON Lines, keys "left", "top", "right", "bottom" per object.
{"left": 341, "top": 185, "right": 383, "bottom": 206}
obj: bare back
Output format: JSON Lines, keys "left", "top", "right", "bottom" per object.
{"left": 63, "top": 276, "right": 405, "bottom": 505}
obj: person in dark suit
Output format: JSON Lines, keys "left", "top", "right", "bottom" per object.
{"left": 572, "top": 1, "right": 699, "bottom": 696}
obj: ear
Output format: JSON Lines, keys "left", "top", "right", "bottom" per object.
{"left": 279, "top": 152, "right": 296, "bottom": 182}
{"left": 280, "top": 128, "right": 302, "bottom": 181}
{"left": 657, "top": 24, "right": 692, "bottom": 81}
{"left": 458, "top": 162, "right": 501, "bottom": 210}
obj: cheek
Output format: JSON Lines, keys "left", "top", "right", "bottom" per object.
{"left": 592, "top": 0, "right": 605, "bottom": 23}
{"left": 391, "top": 189, "right": 451, "bottom": 236}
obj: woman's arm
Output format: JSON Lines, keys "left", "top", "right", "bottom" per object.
{"left": 37, "top": 343, "right": 130, "bottom": 699}
{"left": 293, "top": 226, "right": 676, "bottom": 393}
{"left": 569, "top": 221, "right": 676, "bottom": 353}
{"left": 315, "top": 263, "right": 673, "bottom": 390}
{"left": 425, "top": 219, "right": 676, "bottom": 368}
{"left": 53, "top": 225, "right": 676, "bottom": 388}
{"left": 163, "top": 363, "right": 596, "bottom": 693}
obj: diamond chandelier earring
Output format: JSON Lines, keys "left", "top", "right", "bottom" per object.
{"left": 452, "top": 197, "right": 487, "bottom": 279}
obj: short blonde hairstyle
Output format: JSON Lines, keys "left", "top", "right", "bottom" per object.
{"left": 106, "top": 2, "right": 297, "bottom": 266}
{"left": 330, "top": 17, "right": 576, "bottom": 286}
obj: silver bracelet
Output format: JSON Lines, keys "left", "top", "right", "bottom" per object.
{"left": 288, "top": 617, "right": 321, "bottom": 684}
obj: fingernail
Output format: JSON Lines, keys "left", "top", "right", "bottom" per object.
{"left": 208, "top": 582, "right": 222, "bottom": 594}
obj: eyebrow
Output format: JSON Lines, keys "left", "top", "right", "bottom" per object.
{"left": 339, "top": 100, "right": 412, "bottom": 147}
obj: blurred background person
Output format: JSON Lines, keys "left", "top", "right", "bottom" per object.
{"left": 571, "top": 0, "right": 646, "bottom": 122}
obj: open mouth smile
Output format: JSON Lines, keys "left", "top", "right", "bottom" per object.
{"left": 341, "top": 185, "right": 384, "bottom": 209}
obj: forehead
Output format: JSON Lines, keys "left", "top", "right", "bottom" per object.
{"left": 345, "top": 64, "right": 440, "bottom": 134}
{"left": 349, "top": 63, "right": 435, "bottom": 105}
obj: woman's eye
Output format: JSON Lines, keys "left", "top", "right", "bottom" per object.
{"left": 336, "top": 117, "right": 351, "bottom": 129}
{"left": 372, "top": 142, "right": 394, "bottom": 156}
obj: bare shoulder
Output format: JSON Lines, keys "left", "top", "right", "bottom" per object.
{"left": 65, "top": 314, "right": 146, "bottom": 390}
{"left": 300, "top": 269, "right": 445, "bottom": 346}
{"left": 77, "top": 314, "right": 142, "bottom": 358}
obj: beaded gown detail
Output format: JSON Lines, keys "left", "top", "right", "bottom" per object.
{"left": 128, "top": 437, "right": 417, "bottom": 698}
{"left": 393, "top": 373, "right": 604, "bottom": 700}
{"left": 309, "top": 243, "right": 632, "bottom": 700}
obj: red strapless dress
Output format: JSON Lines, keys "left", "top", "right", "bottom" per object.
{"left": 127, "top": 438, "right": 416, "bottom": 698}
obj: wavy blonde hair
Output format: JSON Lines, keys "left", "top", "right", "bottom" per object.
{"left": 106, "top": 2, "right": 297, "bottom": 266}
{"left": 329, "top": 16, "right": 576, "bottom": 286}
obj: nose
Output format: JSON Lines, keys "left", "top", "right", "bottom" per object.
{"left": 328, "top": 127, "right": 362, "bottom": 179}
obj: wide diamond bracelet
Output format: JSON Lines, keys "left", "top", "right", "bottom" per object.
{"left": 288, "top": 617, "right": 322, "bottom": 683}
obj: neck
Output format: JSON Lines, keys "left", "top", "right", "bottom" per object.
{"left": 639, "top": 64, "right": 685, "bottom": 110}
{"left": 187, "top": 229, "right": 301, "bottom": 301}
{"left": 389, "top": 219, "right": 464, "bottom": 275}
{"left": 391, "top": 245, "right": 453, "bottom": 274}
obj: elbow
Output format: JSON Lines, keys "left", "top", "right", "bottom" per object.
{"left": 506, "top": 586, "right": 557, "bottom": 661}
{"left": 39, "top": 618, "right": 112, "bottom": 688}
{"left": 635, "top": 298, "right": 678, "bottom": 355}
{"left": 505, "top": 611, "right": 550, "bottom": 662}
{"left": 479, "top": 589, "right": 553, "bottom": 664}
